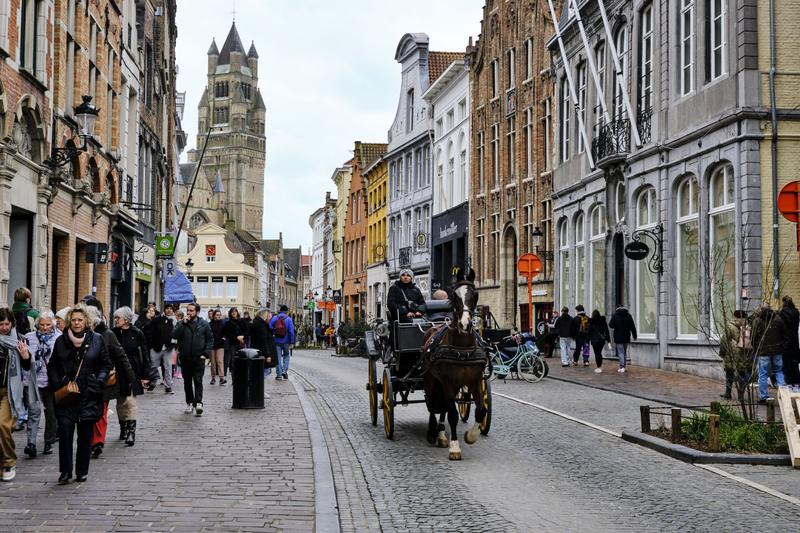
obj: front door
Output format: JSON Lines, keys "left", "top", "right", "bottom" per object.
{"left": 613, "top": 233, "right": 625, "bottom": 307}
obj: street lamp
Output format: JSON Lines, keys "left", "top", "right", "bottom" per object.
{"left": 531, "top": 226, "right": 555, "bottom": 261}
{"left": 45, "top": 95, "right": 101, "bottom": 171}
{"left": 185, "top": 258, "right": 194, "bottom": 276}
{"left": 353, "top": 278, "right": 361, "bottom": 320}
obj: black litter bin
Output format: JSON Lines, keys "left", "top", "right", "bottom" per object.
{"left": 232, "top": 348, "right": 265, "bottom": 409}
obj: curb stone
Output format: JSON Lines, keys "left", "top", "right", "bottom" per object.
{"left": 621, "top": 430, "right": 792, "bottom": 466}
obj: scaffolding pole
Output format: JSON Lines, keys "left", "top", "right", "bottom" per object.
{"left": 568, "top": 0, "right": 611, "bottom": 125}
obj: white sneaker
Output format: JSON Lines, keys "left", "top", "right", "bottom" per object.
{"left": 594, "top": 368, "right": 602, "bottom": 373}
{"left": 618, "top": 367, "right": 626, "bottom": 373}
{"left": 195, "top": 403, "right": 203, "bottom": 416}
{"left": 184, "top": 404, "right": 194, "bottom": 414}
{"left": 2, "top": 467, "right": 16, "bottom": 481}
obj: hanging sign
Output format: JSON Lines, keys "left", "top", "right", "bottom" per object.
{"left": 624, "top": 241, "right": 650, "bottom": 260}
{"left": 156, "top": 234, "right": 175, "bottom": 258}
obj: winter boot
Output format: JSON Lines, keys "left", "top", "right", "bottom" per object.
{"left": 119, "top": 420, "right": 129, "bottom": 441}
{"left": 125, "top": 420, "right": 136, "bottom": 447}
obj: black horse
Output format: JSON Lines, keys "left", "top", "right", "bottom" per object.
{"left": 423, "top": 268, "right": 488, "bottom": 460}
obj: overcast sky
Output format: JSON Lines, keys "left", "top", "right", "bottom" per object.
{"left": 175, "top": 0, "right": 484, "bottom": 251}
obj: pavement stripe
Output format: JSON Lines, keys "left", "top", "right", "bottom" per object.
{"left": 496, "top": 390, "right": 800, "bottom": 508}
{"left": 494, "top": 391, "right": 623, "bottom": 437}
{"left": 291, "top": 374, "right": 342, "bottom": 533}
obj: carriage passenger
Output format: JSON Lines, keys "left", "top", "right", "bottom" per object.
{"left": 426, "top": 290, "right": 451, "bottom": 323}
{"left": 387, "top": 269, "right": 427, "bottom": 324}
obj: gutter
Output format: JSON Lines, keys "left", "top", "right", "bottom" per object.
{"left": 770, "top": 0, "right": 780, "bottom": 298}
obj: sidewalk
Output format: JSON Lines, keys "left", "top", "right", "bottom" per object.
{"left": 545, "top": 357, "right": 729, "bottom": 409}
{"left": 2, "top": 375, "right": 316, "bottom": 532}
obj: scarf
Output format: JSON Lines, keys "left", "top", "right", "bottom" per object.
{"left": 67, "top": 328, "right": 88, "bottom": 348}
{"left": 0, "top": 329, "right": 40, "bottom": 414}
{"left": 35, "top": 330, "right": 56, "bottom": 376}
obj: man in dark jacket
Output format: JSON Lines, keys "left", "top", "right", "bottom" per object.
{"left": 552, "top": 307, "right": 573, "bottom": 367}
{"left": 751, "top": 304, "right": 786, "bottom": 402}
{"left": 571, "top": 305, "right": 590, "bottom": 367}
{"left": 779, "top": 296, "right": 800, "bottom": 385}
{"left": 149, "top": 305, "right": 176, "bottom": 394}
{"left": 387, "top": 269, "right": 426, "bottom": 323}
{"left": 609, "top": 305, "right": 637, "bottom": 373}
{"left": 171, "top": 303, "right": 213, "bottom": 416}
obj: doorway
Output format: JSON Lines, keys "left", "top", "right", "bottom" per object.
{"left": 613, "top": 233, "right": 626, "bottom": 308}
{"left": 501, "top": 227, "right": 518, "bottom": 329}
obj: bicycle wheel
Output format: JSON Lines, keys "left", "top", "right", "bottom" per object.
{"left": 517, "top": 352, "right": 545, "bottom": 383}
{"left": 488, "top": 352, "right": 506, "bottom": 381}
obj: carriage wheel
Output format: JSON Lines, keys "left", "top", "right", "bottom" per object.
{"left": 368, "top": 358, "right": 378, "bottom": 426}
{"left": 517, "top": 352, "right": 545, "bottom": 383}
{"left": 456, "top": 386, "right": 471, "bottom": 422}
{"left": 479, "top": 377, "right": 492, "bottom": 435}
{"left": 382, "top": 368, "right": 395, "bottom": 440}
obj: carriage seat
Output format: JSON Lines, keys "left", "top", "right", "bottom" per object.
{"left": 424, "top": 299, "right": 452, "bottom": 323}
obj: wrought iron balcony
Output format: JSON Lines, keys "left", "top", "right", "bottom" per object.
{"left": 591, "top": 118, "right": 630, "bottom": 166}
{"left": 399, "top": 246, "right": 412, "bottom": 268}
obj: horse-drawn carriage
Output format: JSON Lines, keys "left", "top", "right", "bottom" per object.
{"left": 364, "top": 276, "right": 492, "bottom": 460}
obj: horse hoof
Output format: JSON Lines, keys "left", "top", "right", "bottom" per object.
{"left": 449, "top": 451, "right": 462, "bottom": 460}
{"left": 437, "top": 431, "right": 449, "bottom": 448}
{"left": 464, "top": 424, "right": 480, "bottom": 445}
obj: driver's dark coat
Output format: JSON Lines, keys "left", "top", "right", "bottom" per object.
{"left": 387, "top": 280, "right": 426, "bottom": 323}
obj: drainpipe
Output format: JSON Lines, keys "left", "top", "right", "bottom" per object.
{"left": 769, "top": 0, "right": 779, "bottom": 299}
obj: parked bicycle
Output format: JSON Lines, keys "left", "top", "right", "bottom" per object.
{"left": 485, "top": 333, "right": 548, "bottom": 383}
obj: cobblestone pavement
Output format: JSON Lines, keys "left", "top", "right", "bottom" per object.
{"left": 293, "top": 350, "right": 799, "bottom": 532}
{"left": 2, "top": 374, "right": 314, "bottom": 532}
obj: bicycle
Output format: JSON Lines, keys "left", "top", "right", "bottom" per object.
{"left": 486, "top": 333, "right": 548, "bottom": 383}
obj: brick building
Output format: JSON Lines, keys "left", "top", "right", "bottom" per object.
{"left": 467, "top": 0, "right": 557, "bottom": 332}
{"left": 343, "top": 141, "right": 386, "bottom": 321}
{"left": 0, "top": 0, "right": 54, "bottom": 308}
{"left": 365, "top": 156, "right": 388, "bottom": 320}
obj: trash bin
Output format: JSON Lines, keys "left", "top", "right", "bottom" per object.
{"left": 232, "top": 348, "right": 265, "bottom": 409}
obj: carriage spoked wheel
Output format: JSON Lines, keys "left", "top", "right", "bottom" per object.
{"left": 382, "top": 367, "right": 395, "bottom": 440}
{"left": 368, "top": 358, "right": 378, "bottom": 426}
{"left": 479, "top": 377, "right": 492, "bottom": 435}
{"left": 456, "top": 386, "right": 471, "bottom": 422}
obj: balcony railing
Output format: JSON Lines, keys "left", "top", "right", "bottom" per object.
{"left": 399, "top": 246, "right": 412, "bottom": 268}
{"left": 591, "top": 118, "right": 630, "bottom": 164}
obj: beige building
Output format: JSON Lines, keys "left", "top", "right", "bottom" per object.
{"left": 177, "top": 223, "right": 259, "bottom": 316}
{"left": 331, "top": 162, "right": 352, "bottom": 322}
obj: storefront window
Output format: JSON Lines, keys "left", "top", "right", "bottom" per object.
{"left": 559, "top": 220, "right": 570, "bottom": 308}
{"left": 636, "top": 188, "right": 657, "bottom": 335}
{"left": 677, "top": 176, "right": 699, "bottom": 336}
{"left": 575, "top": 212, "right": 585, "bottom": 307}
{"left": 709, "top": 164, "right": 735, "bottom": 335}
{"left": 590, "top": 205, "right": 606, "bottom": 313}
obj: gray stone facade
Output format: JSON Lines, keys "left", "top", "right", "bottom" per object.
{"left": 548, "top": 0, "right": 761, "bottom": 377}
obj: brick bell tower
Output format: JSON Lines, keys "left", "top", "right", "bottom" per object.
{"left": 193, "top": 22, "right": 266, "bottom": 237}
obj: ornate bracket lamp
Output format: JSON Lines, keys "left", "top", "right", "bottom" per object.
{"left": 44, "top": 96, "right": 100, "bottom": 189}
{"left": 531, "top": 226, "right": 555, "bottom": 262}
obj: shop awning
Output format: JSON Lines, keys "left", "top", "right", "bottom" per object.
{"left": 163, "top": 269, "right": 195, "bottom": 305}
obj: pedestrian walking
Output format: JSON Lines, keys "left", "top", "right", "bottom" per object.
{"left": 173, "top": 309, "right": 184, "bottom": 380}
{"left": 149, "top": 304, "right": 176, "bottom": 393}
{"left": 112, "top": 307, "right": 155, "bottom": 447}
{"left": 11, "top": 287, "right": 38, "bottom": 336}
{"left": 209, "top": 309, "right": 226, "bottom": 385}
{"left": 315, "top": 324, "right": 324, "bottom": 348}
{"left": 588, "top": 309, "right": 611, "bottom": 373}
{"left": 571, "top": 305, "right": 590, "bottom": 367}
{"left": 0, "top": 308, "right": 34, "bottom": 482}
{"left": 223, "top": 307, "right": 247, "bottom": 377}
{"left": 609, "top": 305, "right": 637, "bottom": 373}
{"left": 48, "top": 304, "right": 112, "bottom": 485}
{"left": 171, "top": 303, "right": 213, "bottom": 416}
{"left": 81, "top": 299, "right": 134, "bottom": 459}
{"left": 249, "top": 309, "right": 277, "bottom": 376}
{"left": 751, "top": 303, "right": 786, "bottom": 403}
{"left": 553, "top": 307, "right": 573, "bottom": 367}
{"left": 269, "top": 305, "right": 295, "bottom": 381}
{"left": 720, "top": 310, "right": 753, "bottom": 400}
{"left": 55, "top": 307, "right": 69, "bottom": 333}
{"left": 779, "top": 296, "right": 800, "bottom": 385}
{"left": 22, "top": 311, "right": 60, "bottom": 458}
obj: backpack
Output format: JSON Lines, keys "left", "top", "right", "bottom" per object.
{"left": 14, "top": 310, "right": 31, "bottom": 335}
{"left": 737, "top": 322, "right": 752, "bottom": 350}
{"left": 273, "top": 315, "right": 287, "bottom": 338}
{"left": 578, "top": 315, "right": 589, "bottom": 335}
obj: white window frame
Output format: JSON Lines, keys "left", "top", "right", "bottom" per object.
{"left": 639, "top": 4, "right": 654, "bottom": 112}
{"left": 575, "top": 212, "right": 585, "bottom": 308}
{"left": 212, "top": 280, "right": 223, "bottom": 298}
{"left": 615, "top": 181, "right": 626, "bottom": 223}
{"left": 524, "top": 38, "right": 533, "bottom": 81}
{"left": 709, "top": 0, "right": 727, "bottom": 80}
{"left": 491, "top": 60, "right": 499, "bottom": 99}
{"left": 576, "top": 64, "right": 587, "bottom": 153}
{"left": 676, "top": 176, "right": 700, "bottom": 338}
{"left": 560, "top": 79, "right": 570, "bottom": 162}
{"left": 559, "top": 220, "right": 570, "bottom": 308}
{"left": 589, "top": 205, "right": 607, "bottom": 314}
{"left": 477, "top": 130, "right": 485, "bottom": 194}
{"left": 708, "top": 164, "right": 736, "bottom": 336}
{"left": 524, "top": 108, "right": 533, "bottom": 178}
{"left": 679, "top": 0, "right": 695, "bottom": 96}
{"left": 491, "top": 123, "right": 500, "bottom": 188}
{"left": 613, "top": 26, "right": 628, "bottom": 120}
{"left": 635, "top": 188, "right": 658, "bottom": 337}
{"left": 594, "top": 42, "right": 606, "bottom": 137}
{"left": 506, "top": 48, "right": 516, "bottom": 89}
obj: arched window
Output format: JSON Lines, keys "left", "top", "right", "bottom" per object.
{"left": 593, "top": 42, "right": 606, "bottom": 137}
{"left": 676, "top": 176, "right": 699, "bottom": 336}
{"left": 558, "top": 219, "right": 570, "bottom": 308}
{"left": 590, "top": 205, "right": 607, "bottom": 313}
{"left": 709, "top": 163, "right": 735, "bottom": 334}
{"left": 613, "top": 24, "right": 628, "bottom": 121}
{"left": 615, "top": 180, "right": 626, "bottom": 223}
{"left": 635, "top": 188, "right": 657, "bottom": 335}
{"left": 575, "top": 212, "right": 585, "bottom": 307}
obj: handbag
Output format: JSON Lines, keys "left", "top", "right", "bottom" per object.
{"left": 55, "top": 347, "right": 86, "bottom": 405}
{"left": 104, "top": 368, "right": 117, "bottom": 388}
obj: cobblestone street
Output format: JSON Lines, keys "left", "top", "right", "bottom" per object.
{"left": 2, "top": 349, "right": 799, "bottom": 532}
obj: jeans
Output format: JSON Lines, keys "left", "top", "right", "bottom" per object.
{"left": 573, "top": 337, "right": 588, "bottom": 363}
{"left": 151, "top": 349, "right": 174, "bottom": 388}
{"left": 180, "top": 358, "right": 205, "bottom": 406}
{"left": 276, "top": 344, "right": 291, "bottom": 376}
{"left": 56, "top": 416, "right": 93, "bottom": 477}
{"left": 615, "top": 344, "right": 629, "bottom": 368}
{"left": 758, "top": 355, "right": 785, "bottom": 400}
{"left": 558, "top": 338, "right": 571, "bottom": 365}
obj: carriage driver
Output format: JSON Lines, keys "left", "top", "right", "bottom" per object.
{"left": 387, "top": 269, "right": 427, "bottom": 324}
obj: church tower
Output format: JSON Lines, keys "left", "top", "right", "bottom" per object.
{"left": 192, "top": 22, "right": 266, "bottom": 237}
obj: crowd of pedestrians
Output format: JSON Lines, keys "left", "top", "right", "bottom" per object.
{"left": 0, "top": 288, "right": 294, "bottom": 485}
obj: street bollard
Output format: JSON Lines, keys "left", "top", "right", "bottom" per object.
{"left": 710, "top": 401, "right": 721, "bottom": 414}
{"left": 640, "top": 405, "right": 651, "bottom": 433}
{"left": 708, "top": 414, "right": 721, "bottom": 452}
{"left": 671, "top": 408, "right": 682, "bottom": 443}
{"left": 766, "top": 398, "right": 776, "bottom": 422}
